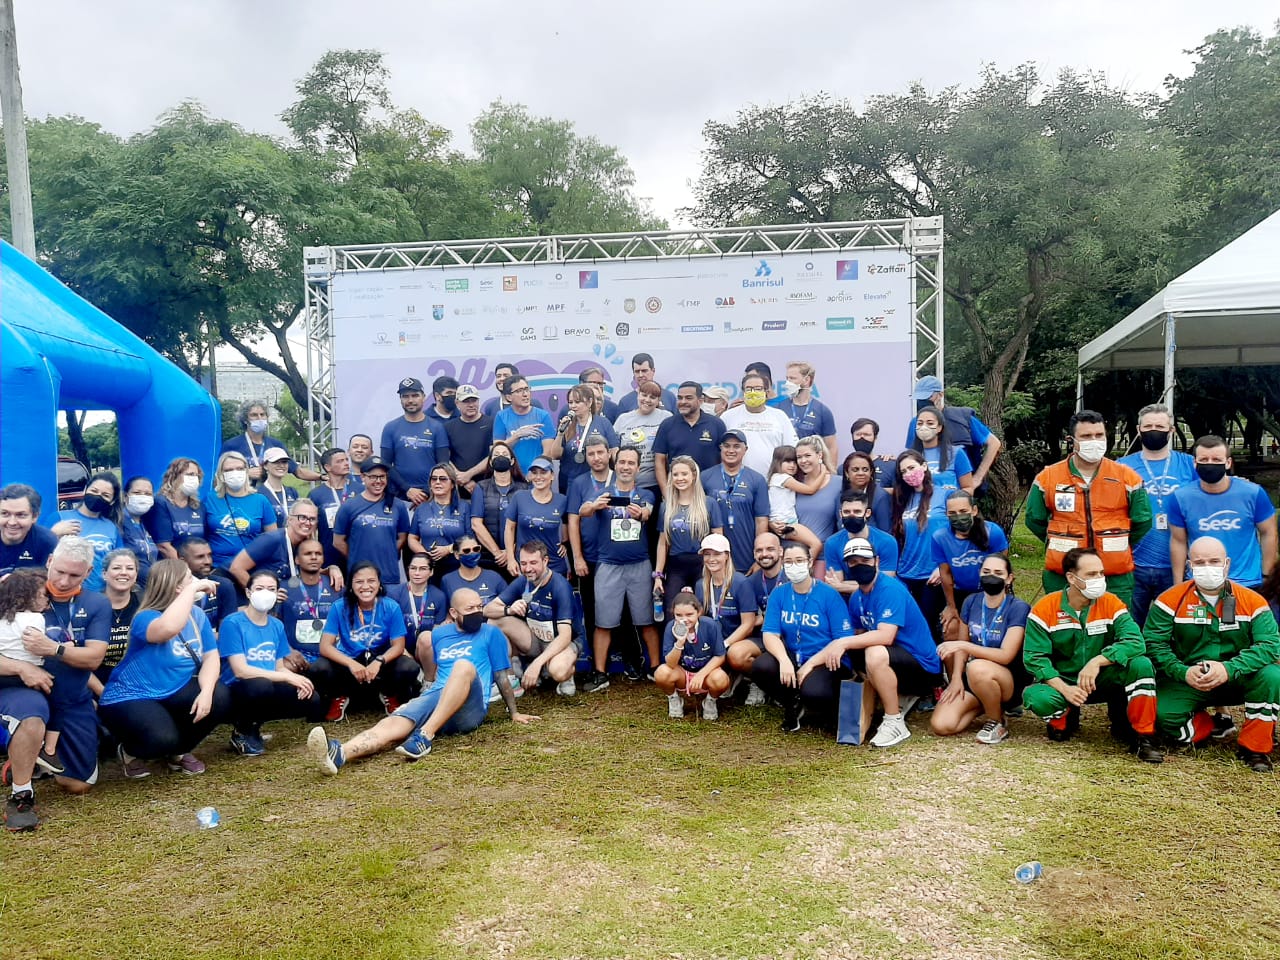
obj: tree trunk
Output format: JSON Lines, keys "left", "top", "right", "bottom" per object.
{"left": 65, "top": 410, "right": 90, "bottom": 468}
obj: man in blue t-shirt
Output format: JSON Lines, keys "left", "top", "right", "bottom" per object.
{"left": 835, "top": 538, "right": 943, "bottom": 749}
{"left": 332, "top": 458, "right": 411, "bottom": 585}
{"left": 229, "top": 500, "right": 345, "bottom": 593}
{"left": 1118, "top": 403, "right": 1199, "bottom": 625}
{"left": 380, "top": 377, "right": 452, "bottom": 505}
{"left": 0, "top": 483, "right": 58, "bottom": 577}
{"left": 823, "top": 491, "right": 899, "bottom": 596}
{"left": 749, "top": 542, "right": 854, "bottom": 732}
{"left": 1168, "top": 434, "right": 1277, "bottom": 589}
{"left": 493, "top": 375, "right": 557, "bottom": 473}
{"left": 306, "top": 588, "right": 539, "bottom": 773}
{"left": 279, "top": 540, "right": 340, "bottom": 664}
{"left": 777, "top": 362, "right": 839, "bottom": 467}
{"left": 701, "top": 430, "right": 770, "bottom": 574}
{"left": 486, "top": 541, "right": 581, "bottom": 696}
{"left": 616, "top": 352, "right": 678, "bottom": 415}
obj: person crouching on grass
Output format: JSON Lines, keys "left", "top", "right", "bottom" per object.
{"left": 307, "top": 588, "right": 539, "bottom": 772}
{"left": 654, "top": 590, "right": 729, "bottom": 721}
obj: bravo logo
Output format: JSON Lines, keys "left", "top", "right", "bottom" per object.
{"left": 742, "top": 259, "right": 784, "bottom": 289}
{"left": 1198, "top": 510, "right": 1243, "bottom": 532}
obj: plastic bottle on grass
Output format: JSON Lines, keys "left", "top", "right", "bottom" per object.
{"left": 196, "top": 806, "right": 221, "bottom": 829}
{"left": 1014, "top": 861, "right": 1042, "bottom": 883}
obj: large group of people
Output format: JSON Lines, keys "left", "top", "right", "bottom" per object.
{"left": 1, "top": 358, "right": 1278, "bottom": 833}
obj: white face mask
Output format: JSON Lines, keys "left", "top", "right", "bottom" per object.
{"left": 1076, "top": 439, "right": 1108, "bottom": 463}
{"left": 915, "top": 424, "right": 938, "bottom": 443}
{"left": 1192, "top": 565, "right": 1227, "bottom": 592}
{"left": 783, "top": 562, "right": 810, "bottom": 584}
{"left": 223, "top": 470, "right": 248, "bottom": 492}
{"left": 181, "top": 476, "right": 201, "bottom": 496}
{"left": 701, "top": 403, "right": 717, "bottom": 417}
{"left": 1077, "top": 575, "right": 1107, "bottom": 600}
{"left": 126, "top": 494, "right": 154, "bottom": 516}
{"left": 778, "top": 379, "right": 800, "bottom": 399}
{"left": 249, "top": 589, "right": 276, "bottom": 612}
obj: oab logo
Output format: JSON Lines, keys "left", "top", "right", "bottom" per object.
{"left": 1198, "top": 510, "right": 1243, "bottom": 532}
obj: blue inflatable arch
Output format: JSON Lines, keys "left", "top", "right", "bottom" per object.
{"left": 0, "top": 241, "right": 221, "bottom": 520}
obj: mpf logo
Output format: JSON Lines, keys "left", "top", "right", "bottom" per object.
{"left": 836, "top": 260, "right": 859, "bottom": 281}
{"left": 1198, "top": 510, "right": 1243, "bottom": 532}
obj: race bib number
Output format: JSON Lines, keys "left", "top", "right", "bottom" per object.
{"left": 1054, "top": 491, "right": 1076, "bottom": 512}
{"left": 324, "top": 504, "right": 339, "bottom": 527}
{"left": 529, "top": 618, "right": 554, "bottom": 644}
{"left": 295, "top": 620, "right": 322, "bottom": 649}
{"left": 610, "top": 517, "right": 641, "bottom": 542}
{"left": 1100, "top": 535, "right": 1129, "bottom": 553}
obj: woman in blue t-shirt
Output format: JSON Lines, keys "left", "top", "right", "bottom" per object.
{"left": 933, "top": 490, "right": 1010, "bottom": 641}
{"left": 149, "top": 457, "right": 205, "bottom": 559}
{"left": 503, "top": 459, "right": 568, "bottom": 578}
{"left": 408, "top": 463, "right": 470, "bottom": 582}
{"left": 220, "top": 569, "right": 321, "bottom": 756}
{"left": 441, "top": 534, "right": 509, "bottom": 609}
{"left": 929, "top": 554, "right": 1030, "bottom": 745}
{"left": 54, "top": 471, "right": 123, "bottom": 592}
{"left": 654, "top": 591, "right": 729, "bottom": 721}
{"left": 99, "top": 558, "right": 232, "bottom": 777}
{"left": 909, "top": 406, "right": 975, "bottom": 516}
{"left": 655, "top": 456, "right": 724, "bottom": 600}
{"left": 890, "top": 450, "right": 948, "bottom": 637}
{"left": 204, "top": 452, "right": 278, "bottom": 573}
{"left": 120, "top": 475, "right": 160, "bottom": 586}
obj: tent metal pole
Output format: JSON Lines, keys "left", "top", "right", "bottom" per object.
{"left": 1163, "top": 313, "right": 1177, "bottom": 421}
{"left": 1075, "top": 372, "right": 1083, "bottom": 412}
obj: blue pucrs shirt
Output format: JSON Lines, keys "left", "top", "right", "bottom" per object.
{"left": 702, "top": 466, "right": 770, "bottom": 573}
{"left": 661, "top": 615, "right": 726, "bottom": 671}
{"left": 847, "top": 573, "right": 942, "bottom": 673}
{"left": 1168, "top": 477, "right": 1276, "bottom": 586}
{"left": 322, "top": 597, "right": 408, "bottom": 661}
{"left": 762, "top": 580, "right": 852, "bottom": 664}
{"left": 218, "top": 612, "right": 290, "bottom": 685}
{"left": 100, "top": 606, "right": 217, "bottom": 706}
{"left": 929, "top": 521, "right": 1010, "bottom": 593}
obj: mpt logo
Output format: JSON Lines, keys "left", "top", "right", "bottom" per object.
{"left": 755, "top": 259, "right": 772, "bottom": 278}
{"left": 1197, "top": 510, "right": 1243, "bottom": 532}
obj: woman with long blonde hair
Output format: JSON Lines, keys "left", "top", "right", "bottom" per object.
{"left": 654, "top": 456, "right": 724, "bottom": 601}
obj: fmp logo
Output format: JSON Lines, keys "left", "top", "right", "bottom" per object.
{"left": 836, "top": 260, "right": 859, "bottom": 281}
{"left": 502, "top": 276, "right": 518, "bottom": 291}
{"left": 579, "top": 270, "right": 599, "bottom": 289}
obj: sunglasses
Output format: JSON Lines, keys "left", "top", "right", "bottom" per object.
{"left": 457, "top": 547, "right": 482, "bottom": 555}
{"left": 430, "top": 476, "right": 451, "bottom": 483}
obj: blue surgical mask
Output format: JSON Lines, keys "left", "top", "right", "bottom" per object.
{"left": 458, "top": 552, "right": 481, "bottom": 569}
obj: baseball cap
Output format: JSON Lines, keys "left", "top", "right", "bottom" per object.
{"left": 360, "top": 456, "right": 390, "bottom": 473}
{"left": 528, "top": 457, "right": 554, "bottom": 472}
{"left": 703, "top": 386, "right": 731, "bottom": 402}
{"left": 699, "top": 533, "right": 732, "bottom": 554}
{"left": 720, "top": 429, "right": 748, "bottom": 446}
{"left": 842, "top": 537, "right": 876, "bottom": 561}
{"left": 456, "top": 384, "right": 480, "bottom": 401}
{"left": 262, "top": 448, "right": 290, "bottom": 464}
{"left": 913, "top": 376, "right": 943, "bottom": 401}
{"left": 397, "top": 377, "right": 425, "bottom": 394}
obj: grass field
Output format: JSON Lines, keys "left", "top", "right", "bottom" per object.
{"left": 6, "top": 520, "right": 1280, "bottom": 960}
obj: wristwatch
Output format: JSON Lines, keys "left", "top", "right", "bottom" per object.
{"left": 55, "top": 642, "right": 66, "bottom": 658}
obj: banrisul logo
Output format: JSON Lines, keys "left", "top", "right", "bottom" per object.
{"left": 742, "top": 258, "right": 784, "bottom": 290}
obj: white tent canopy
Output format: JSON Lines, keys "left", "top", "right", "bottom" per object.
{"left": 1077, "top": 208, "right": 1280, "bottom": 414}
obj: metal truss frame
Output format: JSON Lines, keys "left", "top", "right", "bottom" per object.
{"left": 302, "top": 218, "right": 944, "bottom": 463}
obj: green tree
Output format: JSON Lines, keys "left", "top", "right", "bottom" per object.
{"left": 281, "top": 48, "right": 392, "bottom": 166}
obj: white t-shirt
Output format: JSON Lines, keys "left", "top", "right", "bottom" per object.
{"left": 768, "top": 474, "right": 798, "bottom": 524}
{"left": 613, "top": 408, "right": 672, "bottom": 488}
{"left": 721, "top": 406, "right": 800, "bottom": 477}
{"left": 0, "top": 611, "right": 46, "bottom": 666}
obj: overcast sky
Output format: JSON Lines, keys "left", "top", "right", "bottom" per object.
{"left": 15, "top": 1, "right": 1278, "bottom": 227}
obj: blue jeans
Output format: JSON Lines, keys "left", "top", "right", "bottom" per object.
{"left": 1130, "top": 565, "right": 1174, "bottom": 628}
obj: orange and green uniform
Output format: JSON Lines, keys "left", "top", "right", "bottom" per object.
{"left": 1026, "top": 457, "right": 1152, "bottom": 605}
{"left": 1144, "top": 580, "right": 1280, "bottom": 753}
{"left": 1022, "top": 590, "right": 1156, "bottom": 735}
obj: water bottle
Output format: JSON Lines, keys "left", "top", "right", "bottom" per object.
{"left": 652, "top": 589, "right": 664, "bottom": 622}
{"left": 1014, "top": 861, "right": 1042, "bottom": 884}
{"left": 196, "top": 806, "right": 221, "bottom": 830}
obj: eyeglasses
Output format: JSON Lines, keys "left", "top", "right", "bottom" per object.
{"left": 509, "top": 386, "right": 531, "bottom": 394}
{"left": 457, "top": 547, "right": 482, "bottom": 555}
{"left": 292, "top": 515, "right": 318, "bottom": 524}
{"left": 364, "top": 474, "right": 388, "bottom": 483}
{"left": 430, "top": 476, "right": 450, "bottom": 483}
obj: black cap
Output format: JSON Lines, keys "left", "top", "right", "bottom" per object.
{"left": 361, "top": 456, "right": 391, "bottom": 473}
{"left": 720, "top": 429, "right": 748, "bottom": 446}
{"left": 397, "top": 377, "right": 425, "bottom": 394}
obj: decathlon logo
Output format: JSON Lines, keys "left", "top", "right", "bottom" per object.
{"left": 1198, "top": 510, "right": 1243, "bottom": 532}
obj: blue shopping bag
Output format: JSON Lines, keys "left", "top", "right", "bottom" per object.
{"left": 836, "top": 679, "right": 866, "bottom": 745}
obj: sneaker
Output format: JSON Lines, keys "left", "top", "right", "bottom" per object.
{"left": 744, "top": 683, "right": 767, "bottom": 707}
{"left": 4, "top": 790, "right": 38, "bottom": 832}
{"left": 976, "top": 720, "right": 1009, "bottom": 745}
{"left": 229, "top": 731, "right": 266, "bottom": 757}
{"left": 727, "top": 674, "right": 743, "bottom": 698}
{"left": 621, "top": 662, "right": 642, "bottom": 682}
{"left": 1238, "top": 747, "right": 1274, "bottom": 773}
{"left": 324, "top": 696, "right": 350, "bottom": 723}
{"left": 511, "top": 674, "right": 525, "bottom": 698}
{"left": 35, "top": 747, "right": 65, "bottom": 776}
{"left": 1004, "top": 705, "right": 1025, "bottom": 719}
{"left": 668, "top": 691, "right": 685, "bottom": 719}
{"left": 582, "top": 670, "right": 610, "bottom": 694}
{"left": 871, "top": 714, "right": 911, "bottom": 748}
{"left": 394, "top": 730, "right": 432, "bottom": 761}
{"left": 899, "top": 694, "right": 920, "bottom": 718}
{"left": 1133, "top": 736, "right": 1165, "bottom": 765}
{"left": 307, "top": 726, "right": 345, "bottom": 775}
{"left": 1211, "top": 712, "right": 1238, "bottom": 741}
{"left": 780, "top": 700, "right": 804, "bottom": 733}
{"left": 555, "top": 677, "right": 576, "bottom": 696}
{"left": 379, "top": 693, "right": 402, "bottom": 715}
{"left": 914, "top": 695, "right": 936, "bottom": 714}
{"left": 118, "top": 744, "right": 151, "bottom": 780}
{"left": 701, "top": 696, "right": 719, "bottom": 721}
{"left": 488, "top": 683, "right": 503, "bottom": 704}
{"left": 167, "top": 753, "right": 206, "bottom": 775}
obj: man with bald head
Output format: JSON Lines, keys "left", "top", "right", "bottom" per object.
{"left": 1145, "top": 535, "right": 1280, "bottom": 772}
{"left": 307, "top": 588, "right": 539, "bottom": 773}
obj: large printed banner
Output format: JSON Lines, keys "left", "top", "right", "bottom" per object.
{"left": 331, "top": 250, "right": 915, "bottom": 456}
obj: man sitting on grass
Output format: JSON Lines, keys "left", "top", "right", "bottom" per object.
{"left": 307, "top": 588, "right": 538, "bottom": 772}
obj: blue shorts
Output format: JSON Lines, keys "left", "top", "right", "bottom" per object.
{"left": 0, "top": 687, "right": 50, "bottom": 735}
{"left": 393, "top": 677, "right": 488, "bottom": 736}
{"left": 49, "top": 697, "right": 100, "bottom": 785}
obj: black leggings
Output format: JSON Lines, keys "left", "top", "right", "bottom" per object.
{"left": 310, "top": 656, "right": 421, "bottom": 704}
{"left": 664, "top": 552, "right": 704, "bottom": 602}
{"left": 749, "top": 651, "right": 848, "bottom": 724}
{"left": 100, "top": 678, "right": 232, "bottom": 760}
{"left": 228, "top": 677, "right": 324, "bottom": 734}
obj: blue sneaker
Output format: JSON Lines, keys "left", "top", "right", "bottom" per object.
{"left": 395, "top": 730, "right": 433, "bottom": 761}
{"left": 307, "top": 726, "right": 345, "bottom": 775}
{"left": 230, "top": 730, "right": 265, "bottom": 757}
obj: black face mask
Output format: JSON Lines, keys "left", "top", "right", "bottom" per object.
{"left": 949, "top": 515, "right": 974, "bottom": 534}
{"left": 491, "top": 456, "right": 512, "bottom": 473}
{"left": 442, "top": 396, "right": 458, "bottom": 413}
{"left": 1196, "top": 462, "right": 1228, "bottom": 484}
{"left": 980, "top": 575, "right": 1008, "bottom": 596}
{"left": 459, "top": 611, "right": 484, "bottom": 634}
{"left": 845, "top": 563, "right": 876, "bottom": 585}
{"left": 851, "top": 438, "right": 875, "bottom": 456}
{"left": 83, "top": 493, "right": 113, "bottom": 515}
{"left": 842, "top": 515, "right": 867, "bottom": 535}
{"left": 1139, "top": 430, "right": 1169, "bottom": 451}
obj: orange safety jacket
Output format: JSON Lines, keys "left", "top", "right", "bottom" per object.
{"left": 1034, "top": 458, "right": 1144, "bottom": 576}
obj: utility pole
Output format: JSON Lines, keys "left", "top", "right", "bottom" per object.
{"left": 0, "top": 0, "right": 35, "bottom": 256}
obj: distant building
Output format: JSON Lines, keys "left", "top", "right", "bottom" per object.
{"left": 215, "top": 362, "right": 286, "bottom": 412}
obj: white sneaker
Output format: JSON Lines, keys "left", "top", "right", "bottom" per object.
{"left": 701, "top": 696, "right": 719, "bottom": 721}
{"left": 667, "top": 691, "right": 685, "bottom": 719}
{"left": 556, "top": 677, "right": 576, "bottom": 696}
{"left": 871, "top": 713, "right": 911, "bottom": 748}
{"left": 744, "top": 683, "right": 766, "bottom": 706}
{"left": 976, "top": 720, "right": 1009, "bottom": 744}
{"left": 488, "top": 683, "right": 502, "bottom": 704}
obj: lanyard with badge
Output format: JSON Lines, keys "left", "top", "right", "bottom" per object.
{"left": 720, "top": 469, "right": 738, "bottom": 528}
{"left": 977, "top": 596, "right": 1010, "bottom": 647}
{"left": 47, "top": 599, "right": 82, "bottom": 647}
{"left": 1139, "top": 456, "right": 1173, "bottom": 531}
{"left": 788, "top": 401, "right": 817, "bottom": 432}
